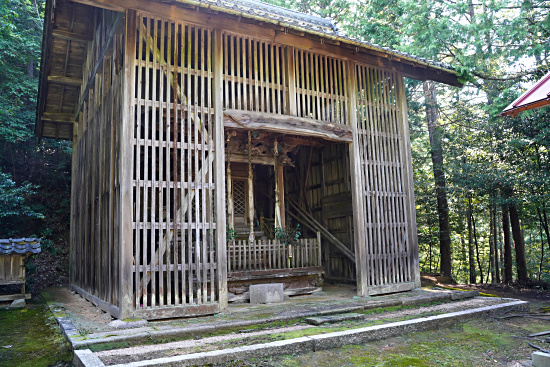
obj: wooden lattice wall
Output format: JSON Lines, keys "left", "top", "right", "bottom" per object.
{"left": 130, "top": 14, "right": 220, "bottom": 318}
{"left": 70, "top": 10, "right": 124, "bottom": 315}
{"left": 293, "top": 50, "right": 347, "bottom": 124}
{"left": 353, "top": 64, "right": 419, "bottom": 294}
{"left": 222, "top": 32, "right": 287, "bottom": 115}
{"left": 69, "top": 8, "right": 421, "bottom": 319}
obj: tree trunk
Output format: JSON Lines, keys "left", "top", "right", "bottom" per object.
{"left": 538, "top": 206, "right": 550, "bottom": 254}
{"left": 539, "top": 220, "right": 545, "bottom": 281}
{"left": 423, "top": 80, "right": 452, "bottom": 279}
{"left": 460, "top": 232, "right": 467, "bottom": 279}
{"left": 489, "top": 208, "right": 494, "bottom": 283}
{"left": 502, "top": 205, "right": 513, "bottom": 283}
{"left": 468, "top": 197, "right": 476, "bottom": 283}
{"left": 509, "top": 203, "right": 528, "bottom": 283}
{"left": 472, "top": 212, "right": 484, "bottom": 283}
{"left": 493, "top": 205, "right": 500, "bottom": 283}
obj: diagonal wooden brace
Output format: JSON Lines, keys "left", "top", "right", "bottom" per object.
{"left": 135, "top": 20, "right": 213, "bottom": 300}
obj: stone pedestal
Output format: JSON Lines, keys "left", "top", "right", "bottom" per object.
{"left": 249, "top": 283, "right": 284, "bottom": 304}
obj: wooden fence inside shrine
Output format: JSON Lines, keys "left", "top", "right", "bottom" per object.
{"left": 228, "top": 237, "right": 321, "bottom": 273}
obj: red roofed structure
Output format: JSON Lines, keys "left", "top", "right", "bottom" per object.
{"left": 501, "top": 72, "right": 550, "bottom": 117}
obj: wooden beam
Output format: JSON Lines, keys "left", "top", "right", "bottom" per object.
{"left": 41, "top": 112, "right": 76, "bottom": 122}
{"left": 213, "top": 28, "right": 228, "bottom": 309}
{"left": 52, "top": 28, "right": 93, "bottom": 42}
{"left": 65, "top": 0, "right": 126, "bottom": 12}
{"left": 0, "top": 293, "right": 31, "bottom": 302}
{"left": 119, "top": 9, "right": 137, "bottom": 319}
{"left": 224, "top": 110, "right": 353, "bottom": 143}
{"left": 47, "top": 75, "right": 83, "bottom": 86}
{"left": 36, "top": 0, "right": 55, "bottom": 141}
{"left": 288, "top": 198, "right": 355, "bottom": 262}
{"left": 228, "top": 153, "right": 276, "bottom": 166}
{"left": 346, "top": 61, "right": 368, "bottom": 297}
{"left": 71, "top": 284, "right": 120, "bottom": 319}
{"left": 133, "top": 303, "right": 219, "bottom": 320}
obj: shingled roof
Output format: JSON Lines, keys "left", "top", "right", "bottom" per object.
{"left": 0, "top": 238, "right": 42, "bottom": 255}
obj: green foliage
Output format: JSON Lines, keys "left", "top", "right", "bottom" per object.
{"left": 0, "top": 0, "right": 71, "bottom": 266}
{"left": 0, "top": 0, "right": 43, "bottom": 142}
{"left": 0, "top": 171, "right": 42, "bottom": 219}
{"left": 226, "top": 226, "right": 237, "bottom": 242}
{"left": 275, "top": 221, "right": 302, "bottom": 246}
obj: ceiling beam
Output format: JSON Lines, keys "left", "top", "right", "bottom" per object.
{"left": 47, "top": 75, "right": 83, "bottom": 86}
{"left": 52, "top": 29, "right": 93, "bottom": 42}
{"left": 41, "top": 112, "right": 76, "bottom": 123}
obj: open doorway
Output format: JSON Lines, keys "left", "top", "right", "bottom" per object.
{"left": 224, "top": 128, "right": 356, "bottom": 302}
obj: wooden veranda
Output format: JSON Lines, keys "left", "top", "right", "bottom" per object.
{"left": 37, "top": 0, "right": 462, "bottom": 319}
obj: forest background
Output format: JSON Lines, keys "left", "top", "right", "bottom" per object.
{"left": 1, "top": 0, "right": 549, "bottom": 290}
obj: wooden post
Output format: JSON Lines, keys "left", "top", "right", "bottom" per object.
{"left": 397, "top": 73, "right": 421, "bottom": 288}
{"left": 347, "top": 60, "right": 368, "bottom": 297}
{"left": 213, "top": 29, "right": 228, "bottom": 309}
{"left": 317, "top": 231, "right": 322, "bottom": 267}
{"left": 278, "top": 164, "right": 285, "bottom": 229}
{"left": 227, "top": 159, "right": 233, "bottom": 230}
{"left": 286, "top": 46, "right": 297, "bottom": 116}
{"left": 119, "top": 9, "right": 136, "bottom": 319}
{"left": 247, "top": 131, "right": 255, "bottom": 244}
{"left": 69, "top": 116, "right": 80, "bottom": 288}
{"left": 274, "top": 140, "right": 281, "bottom": 229}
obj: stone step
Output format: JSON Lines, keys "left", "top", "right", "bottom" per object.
{"left": 52, "top": 288, "right": 482, "bottom": 352}
{"left": 304, "top": 312, "right": 363, "bottom": 325}
{"left": 73, "top": 299, "right": 529, "bottom": 367}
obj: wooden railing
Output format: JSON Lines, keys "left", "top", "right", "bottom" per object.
{"left": 228, "top": 237, "right": 321, "bottom": 273}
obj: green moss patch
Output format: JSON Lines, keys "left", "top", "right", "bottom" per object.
{"left": 226, "top": 317, "right": 536, "bottom": 366}
{"left": 0, "top": 302, "right": 72, "bottom": 367}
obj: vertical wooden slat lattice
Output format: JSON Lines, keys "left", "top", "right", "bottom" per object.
{"left": 355, "top": 64, "right": 413, "bottom": 293}
{"left": 132, "top": 14, "right": 219, "bottom": 315}
{"left": 221, "top": 32, "right": 287, "bottom": 115}
{"left": 71, "top": 9, "right": 123, "bottom": 315}
{"left": 293, "top": 49, "right": 347, "bottom": 124}
{"left": 227, "top": 238, "right": 321, "bottom": 272}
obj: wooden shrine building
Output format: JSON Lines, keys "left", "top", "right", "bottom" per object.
{"left": 36, "top": 0, "right": 462, "bottom": 319}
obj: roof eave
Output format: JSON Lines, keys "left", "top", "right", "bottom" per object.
{"left": 500, "top": 98, "right": 550, "bottom": 117}
{"left": 174, "top": 0, "right": 463, "bottom": 87}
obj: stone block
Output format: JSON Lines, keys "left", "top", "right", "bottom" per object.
{"left": 109, "top": 319, "right": 147, "bottom": 329}
{"left": 305, "top": 313, "right": 363, "bottom": 326}
{"left": 533, "top": 351, "right": 550, "bottom": 367}
{"left": 450, "top": 290, "right": 479, "bottom": 300}
{"left": 73, "top": 349, "right": 105, "bottom": 367}
{"left": 249, "top": 283, "right": 284, "bottom": 304}
{"left": 10, "top": 299, "right": 25, "bottom": 309}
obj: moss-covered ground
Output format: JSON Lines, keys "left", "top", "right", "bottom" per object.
{"left": 0, "top": 298, "right": 72, "bottom": 367}
{"left": 211, "top": 311, "right": 549, "bottom": 367}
